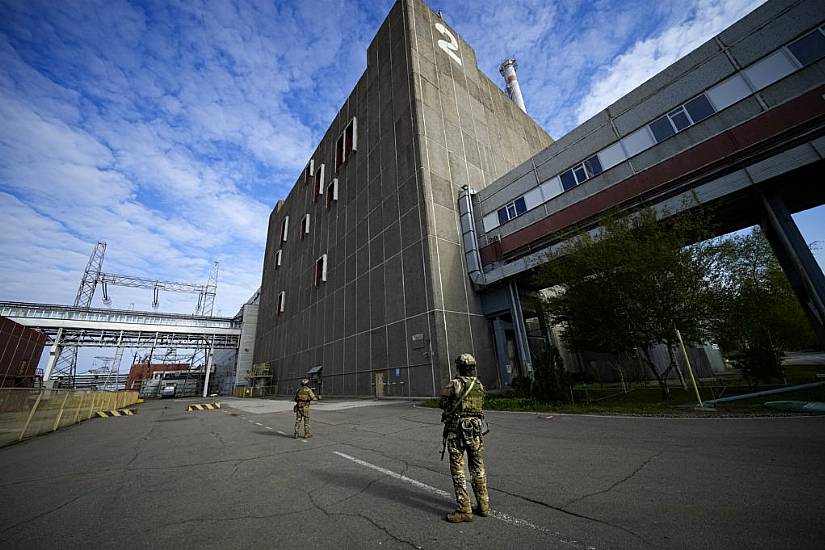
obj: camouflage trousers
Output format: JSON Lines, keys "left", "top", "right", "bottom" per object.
{"left": 294, "top": 404, "right": 311, "bottom": 436}
{"left": 447, "top": 418, "right": 489, "bottom": 513}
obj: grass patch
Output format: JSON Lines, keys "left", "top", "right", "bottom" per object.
{"left": 419, "top": 382, "right": 825, "bottom": 416}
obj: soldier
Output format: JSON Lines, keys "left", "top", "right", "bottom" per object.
{"left": 439, "top": 353, "right": 490, "bottom": 523}
{"left": 294, "top": 378, "right": 319, "bottom": 438}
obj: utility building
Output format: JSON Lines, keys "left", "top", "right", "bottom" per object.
{"left": 255, "top": 0, "right": 552, "bottom": 397}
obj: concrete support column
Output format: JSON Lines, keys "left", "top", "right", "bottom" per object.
{"left": 508, "top": 282, "right": 533, "bottom": 378}
{"left": 760, "top": 191, "right": 825, "bottom": 348}
{"left": 492, "top": 318, "right": 511, "bottom": 387}
{"left": 202, "top": 344, "right": 214, "bottom": 398}
{"left": 43, "top": 328, "right": 64, "bottom": 383}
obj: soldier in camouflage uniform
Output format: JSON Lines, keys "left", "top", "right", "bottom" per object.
{"left": 294, "top": 378, "right": 319, "bottom": 438}
{"left": 439, "top": 354, "right": 490, "bottom": 523}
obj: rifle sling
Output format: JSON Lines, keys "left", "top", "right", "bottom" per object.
{"left": 447, "top": 377, "right": 477, "bottom": 418}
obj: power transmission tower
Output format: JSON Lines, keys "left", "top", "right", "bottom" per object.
{"left": 192, "top": 262, "right": 219, "bottom": 381}
{"left": 44, "top": 242, "right": 219, "bottom": 388}
{"left": 50, "top": 241, "right": 106, "bottom": 387}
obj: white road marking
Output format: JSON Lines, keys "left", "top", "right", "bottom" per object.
{"left": 254, "top": 422, "right": 263, "bottom": 426}
{"left": 277, "top": 430, "right": 287, "bottom": 436}
{"left": 265, "top": 426, "right": 273, "bottom": 430}
{"left": 332, "top": 451, "right": 599, "bottom": 550}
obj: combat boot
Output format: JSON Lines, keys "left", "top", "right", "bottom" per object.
{"left": 472, "top": 504, "right": 490, "bottom": 517}
{"left": 446, "top": 509, "right": 473, "bottom": 523}
{"left": 293, "top": 432, "right": 299, "bottom": 439}
{"left": 304, "top": 433, "right": 312, "bottom": 439}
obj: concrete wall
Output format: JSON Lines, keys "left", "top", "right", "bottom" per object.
{"left": 404, "top": 0, "right": 552, "bottom": 393}
{"left": 254, "top": 0, "right": 551, "bottom": 397}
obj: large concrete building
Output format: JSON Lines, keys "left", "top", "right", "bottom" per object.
{"left": 257, "top": 0, "right": 825, "bottom": 396}
{"left": 255, "top": 0, "right": 551, "bottom": 397}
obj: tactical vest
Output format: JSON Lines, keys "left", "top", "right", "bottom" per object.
{"left": 296, "top": 387, "right": 313, "bottom": 402}
{"left": 456, "top": 376, "right": 484, "bottom": 417}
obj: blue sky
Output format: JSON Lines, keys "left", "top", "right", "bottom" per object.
{"left": 1, "top": 0, "right": 822, "bottom": 319}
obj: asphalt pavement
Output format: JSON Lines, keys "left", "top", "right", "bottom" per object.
{"left": 1, "top": 397, "right": 823, "bottom": 550}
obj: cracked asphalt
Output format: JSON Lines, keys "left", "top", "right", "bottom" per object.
{"left": 1, "top": 398, "right": 824, "bottom": 550}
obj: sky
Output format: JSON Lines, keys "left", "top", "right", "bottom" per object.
{"left": 1, "top": 0, "right": 823, "bottom": 325}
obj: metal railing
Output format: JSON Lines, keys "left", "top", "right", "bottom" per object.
{"left": 0, "top": 388, "right": 139, "bottom": 447}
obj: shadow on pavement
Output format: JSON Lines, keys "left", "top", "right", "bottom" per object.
{"left": 310, "top": 468, "right": 449, "bottom": 517}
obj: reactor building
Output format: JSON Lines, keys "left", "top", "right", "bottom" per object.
{"left": 254, "top": 0, "right": 551, "bottom": 397}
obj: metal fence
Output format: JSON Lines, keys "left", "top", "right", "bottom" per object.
{"left": 232, "top": 386, "right": 279, "bottom": 398}
{"left": 0, "top": 388, "right": 139, "bottom": 447}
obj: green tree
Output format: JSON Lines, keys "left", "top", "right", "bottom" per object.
{"left": 536, "top": 208, "right": 715, "bottom": 399}
{"left": 532, "top": 346, "right": 570, "bottom": 403}
{"left": 709, "top": 229, "right": 816, "bottom": 386}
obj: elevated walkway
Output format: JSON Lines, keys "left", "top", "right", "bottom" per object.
{"left": 0, "top": 301, "right": 241, "bottom": 349}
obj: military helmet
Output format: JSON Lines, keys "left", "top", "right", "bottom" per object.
{"left": 301, "top": 378, "right": 310, "bottom": 386}
{"left": 455, "top": 353, "right": 476, "bottom": 374}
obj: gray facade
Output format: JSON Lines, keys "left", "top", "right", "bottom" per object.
{"left": 255, "top": 0, "right": 552, "bottom": 397}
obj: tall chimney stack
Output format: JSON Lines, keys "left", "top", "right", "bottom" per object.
{"left": 499, "top": 58, "right": 526, "bottom": 114}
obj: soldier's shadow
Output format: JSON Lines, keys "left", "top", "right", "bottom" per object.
{"left": 310, "top": 468, "right": 449, "bottom": 517}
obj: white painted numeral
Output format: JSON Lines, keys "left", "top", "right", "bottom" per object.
{"left": 435, "top": 22, "right": 461, "bottom": 66}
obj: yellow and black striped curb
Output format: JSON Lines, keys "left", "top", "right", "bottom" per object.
{"left": 96, "top": 408, "right": 136, "bottom": 417}
{"left": 187, "top": 402, "right": 222, "bottom": 412}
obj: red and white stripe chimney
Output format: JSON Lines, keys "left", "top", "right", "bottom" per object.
{"left": 499, "top": 58, "right": 526, "bottom": 114}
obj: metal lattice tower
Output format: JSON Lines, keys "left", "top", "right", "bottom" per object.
{"left": 51, "top": 242, "right": 107, "bottom": 387}
{"left": 75, "top": 242, "right": 106, "bottom": 308}
{"left": 195, "top": 262, "right": 219, "bottom": 317}
{"left": 192, "top": 262, "right": 219, "bottom": 373}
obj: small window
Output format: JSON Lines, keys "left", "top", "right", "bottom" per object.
{"left": 335, "top": 136, "right": 344, "bottom": 172}
{"left": 560, "top": 169, "right": 577, "bottom": 191}
{"left": 277, "top": 291, "right": 286, "bottom": 314}
{"left": 315, "top": 254, "right": 328, "bottom": 286}
{"left": 301, "top": 214, "right": 311, "bottom": 238}
{"left": 684, "top": 94, "right": 715, "bottom": 123}
{"left": 497, "top": 197, "right": 528, "bottom": 224}
{"left": 280, "top": 216, "right": 289, "bottom": 243}
{"left": 335, "top": 118, "right": 358, "bottom": 173}
{"left": 314, "top": 163, "right": 325, "bottom": 202}
{"left": 326, "top": 178, "right": 338, "bottom": 208}
{"left": 573, "top": 164, "right": 588, "bottom": 184}
{"left": 303, "top": 160, "right": 314, "bottom": 186}
{"left": 346, "top": 118, "right": 357, "bottom": 152}
{"left": 787, "top": 29, "right": 825, "bottom": 67}
{"left": 584, "top": 156, "right": 603, "bottom": 178}
{"left": 650, "top": 116, "right": 676, "bottom": 143}
{"left": 275, "top": 249, "right": 282, "bottom": 268}
{"left": 668, "top": 106, "right": 691, "bottom": 132}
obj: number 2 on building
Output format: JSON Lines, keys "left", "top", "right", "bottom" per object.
{"left": 435, "top": 22, "right": 461, "bottom": 66}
